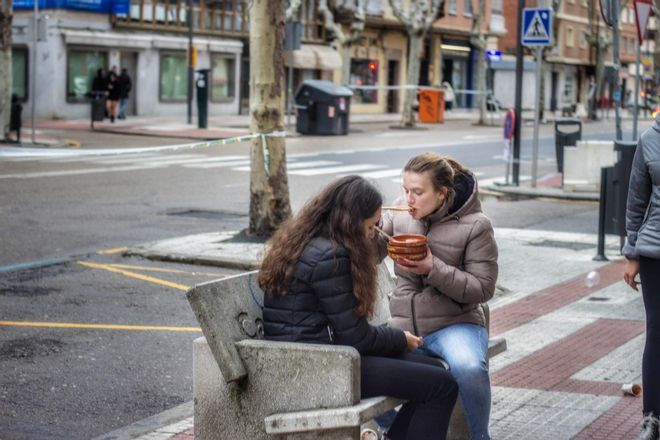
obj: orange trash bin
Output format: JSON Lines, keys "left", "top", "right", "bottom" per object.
{"left": 418, "top": 89, "right": 445, "bottom": 123}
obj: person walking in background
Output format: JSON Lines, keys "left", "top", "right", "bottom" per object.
{"left": 442, "top": 81, "right": 455, "bottom": 110}
{"left": 105, "top": 72, "right": 121, "bottom": 123}
{"left": 118, "top": 68, "right": 132, "bottom": 120}
{"left": 380, "top": 152, "right": 498, "bottom": 440}
{"left": 260, "top": 175, "right": 458, "bottom": 440}
{"left": 623, "top": 113, "right": 660, "bottom": 440}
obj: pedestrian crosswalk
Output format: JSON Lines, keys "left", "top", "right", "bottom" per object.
{"left": 1, "top": 150, "right": 489, "bottom": 183}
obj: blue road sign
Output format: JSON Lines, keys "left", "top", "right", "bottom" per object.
{"left": 522, "top": 8, "right": 553, "bottom": 46}
{"left": 486, "top": 50, "right": 502, "bottom": 62}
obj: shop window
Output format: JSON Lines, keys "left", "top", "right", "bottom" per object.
{"left": 350, "top": 59, "right": 378, "bottom": 104}
{"left": 67, "top": 49, "right": 107, "bottom": 101}
{"left": 160, "top": 52, "right": 188, "bottom": 101}
{"left": 566, "top": 27, "right": 574, "bottom": 48}
{"left": 210, "top": 54, "right": 236, "bottom": 101}
{"left": 463, "top": 0, "right": 473, "bottom": 16}
{"left": 12, "top": 47, "right": 28, "bottom": 101}
{"left": 579, "top": 30, "right": 587, "bottom": 48}
{"left": 448, "top": 0, "right": 456, "bottom": 14}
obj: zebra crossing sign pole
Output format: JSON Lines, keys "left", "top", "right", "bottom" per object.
{"left": 522, "top": 8, "right": 553, "bottom": 188}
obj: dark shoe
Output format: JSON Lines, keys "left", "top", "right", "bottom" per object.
{"left": 110, "top": 116, "right": 115, "bottom": 123}
{"left": 636, "top": 413, "right": 660, "bottom": 440}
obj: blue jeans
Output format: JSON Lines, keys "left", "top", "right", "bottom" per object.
{"left": 420, "top": 323, "right": 491, "bottom": 440}
{"left": 119, "top": 98, "right": 128, "bottom": 118}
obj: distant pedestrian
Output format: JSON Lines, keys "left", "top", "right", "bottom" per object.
{"left": 623, "top": 112, "right": 660, "bottom": 440}
{"left": 91, "top": 68, "right": 108, "bottom": 95}
{"left": 106, "top": 72, "right": 121, "bottom": 123}
{"left": 118, "top": 68, "right": 132, "bottom": 120}
{"left": 442, "top": 81, "right": 455, "bottom": 110}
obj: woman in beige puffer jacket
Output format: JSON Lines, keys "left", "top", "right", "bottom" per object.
{"left": 380, "top": 152, "right": 498, "bottom": 440}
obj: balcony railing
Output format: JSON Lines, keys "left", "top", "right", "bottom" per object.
{"left": 112, "top": 0, "right": 327, "bottom": 42}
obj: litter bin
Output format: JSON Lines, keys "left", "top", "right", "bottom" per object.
{"left": 554, "top": 118, "right": 582, "bottom": 173}
{"left": 295, "top": 80, "right": 353, "bottom": 135}
{"left": 10, "top": 94, "right": 22, "bottom": 143}
{"left": 196, "top": 68, "right": 210, "bottom": 129}
{"left": 610, "top": 140, "right": 637, "bottom": 237}
{"left": 89, "top": 91, "right": 106, "bottom": 128}
{"left": 596, "top": 140, "right": 637, "bottom": 258}
{"left": 418, "top": 89, "right": 445, "bottom": 123}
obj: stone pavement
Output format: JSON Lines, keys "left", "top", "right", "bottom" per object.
{"left": 5, "top": 107, "right": 636, "bottom": 148}
{"left": 104, "top": 225, "right": 647, "bottom": 440}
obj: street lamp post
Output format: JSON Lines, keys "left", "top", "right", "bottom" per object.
{"left": 31, "top": 0, "right": 38, "bottom": 144}
{"left": 512, "top": 0, "right": 525, "bottom": 186}
{"left": 187, "top": 0, "right": 193, "bottom": 125}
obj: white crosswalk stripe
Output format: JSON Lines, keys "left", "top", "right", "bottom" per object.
{"left": 184, "top": 159, "right": 251, "bottom": 169}
{"left": 232, "top": 160, "right": 341, "bottom": 172}
{"left": 88, "top": 154, "right": 239, "bottom": 165}
{"left": 0, "top": 164, "right": 161, "bottom": 179}
{"left": 2, "top": 147, "right": 411, "bottom": 181}
{"left": 289, "top": 164, "right": 386, "bottom": 176}
{"left": 350, "top": 169, "right": 402, "bottom": 179}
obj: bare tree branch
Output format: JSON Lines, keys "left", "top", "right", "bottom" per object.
{"left": 286, "top": 0, "right": 303, "bottom": 21}
{"left": 389, "top": 0, "right": 412, "bottom": 28}
{"left": 422, "top": 0, "right": 445, "bottom": 31}
{"left": 318, "top": 0, "right": 347, "bottom": 43}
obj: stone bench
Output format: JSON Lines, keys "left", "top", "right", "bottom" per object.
{"left": 187, "top": 263, "right": 506, "bottom": 439}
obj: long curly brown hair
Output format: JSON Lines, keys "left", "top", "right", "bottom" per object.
{"left": 258, "top": 176, "right": 382, "bottom": 317}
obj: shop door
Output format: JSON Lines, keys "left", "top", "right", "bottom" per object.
{"left": 387, "top": 60, "right": 399, "bottom": 113}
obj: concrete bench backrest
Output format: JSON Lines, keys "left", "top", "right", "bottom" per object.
{"left": 186, "top": 262, "right": 395, "bottom": 384}
{"left": 187, "top": 270, "right": 264, "bottom": 384}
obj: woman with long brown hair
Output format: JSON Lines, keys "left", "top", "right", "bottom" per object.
{"left": 260, "top": 175, "right": 458, "bottom": 440}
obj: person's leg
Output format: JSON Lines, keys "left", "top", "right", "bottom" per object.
{"left": 422, "top": 323, "right": 491, "bottom": 440}
{"left": 361, "top": 353, "right": 457, "bottom": 440}
{"left": 639, "top": 256, "right": 660, "bottom": 415}
{"left": 119, "top": 98, "right": 127, "bottom": 119}
{"left": 110, "top": 100, "right": 118, "bottom": 122}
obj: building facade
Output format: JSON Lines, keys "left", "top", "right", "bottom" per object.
{"left": 497, "top": 0, "right": 645, "bottom": 113}
{"left": 11, "top": 0, "right": 505, "bottom": 119}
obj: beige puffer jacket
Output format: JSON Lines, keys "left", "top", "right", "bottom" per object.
{"left": 381, "top": 171, "right": 498, "bottom": 336}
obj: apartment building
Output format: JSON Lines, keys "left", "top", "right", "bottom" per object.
{"left": 497, "top": 0, "right": 642, "bottom": 112}
{"left": 10, "top": 0, "right": 505, "bottom": 119}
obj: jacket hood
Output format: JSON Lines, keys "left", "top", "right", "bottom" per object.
{"left": 426, "top": 170, "right": 480, "bottom": 223}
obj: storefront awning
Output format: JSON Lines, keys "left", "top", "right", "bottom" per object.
{"left": 313, "top": 45, "right": 342, "bottom": 70}
{"left": 285, "top": 44, "right": 342, "bottom": 71}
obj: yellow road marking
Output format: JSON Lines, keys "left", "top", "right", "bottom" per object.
{"left": 63, "top": 138, "right": 82, "bottom": 148}
{"left": 97, "top": 247, "right": 129, "bottom": 255}
{"left": 0, "top": 320, "right": 201, "bottom": 332}
{"left": 78, "top": 261, "right": 190, "bottom": 291}
{"left": 103, "top": 263, "right": 226, "bottom": 277}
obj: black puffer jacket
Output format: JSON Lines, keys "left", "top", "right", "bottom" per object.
{"left": 263, "top": 236, "right": 408, "bottom": 357}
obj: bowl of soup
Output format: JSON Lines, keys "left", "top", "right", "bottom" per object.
{"left": 387, "top": 234, "right": 427, "bottom": 261}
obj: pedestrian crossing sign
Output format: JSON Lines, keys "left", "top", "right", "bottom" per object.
{"left": 522, "top": 8, "right": 553, "bottom": 46}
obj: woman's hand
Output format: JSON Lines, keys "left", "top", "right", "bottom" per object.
{"left": 404, "top": 331, "right": 423, "bottom": 352}
{"left": 397, "top": 245, "right": 434, "bottom": 275}
{"left": 623, "top": 258, "right": 641, "bottom": 291}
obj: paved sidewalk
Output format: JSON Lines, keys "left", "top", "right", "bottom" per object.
{"left": 105, "top": 226, "right": 646, "bottom": 440}
{"left": 6, "top": 107, "right": 639, "bottom": 148}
